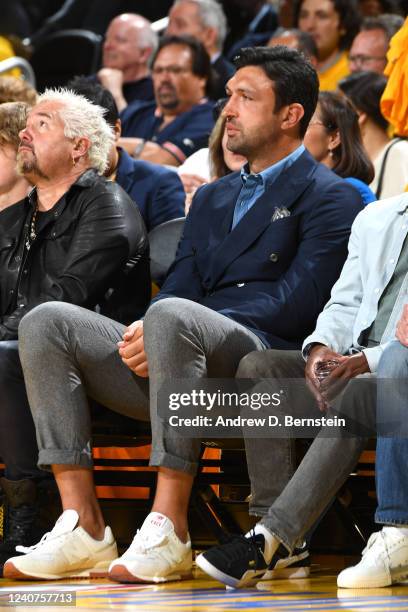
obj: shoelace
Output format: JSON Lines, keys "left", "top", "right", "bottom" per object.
{"left": 361, "top": 531, "right": 390, "bottom": 561}
{"left": 213, "top": 531, "right": 265, "bottom": 568}
{"left": 16, "top": 516, "right": 71, "bottom": 554}
{"left": 127, "top": 529, "right": 167, "bottom": 554}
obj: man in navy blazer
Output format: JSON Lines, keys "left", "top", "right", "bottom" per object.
{"left": 12, "top": 47, "right": 363, "bottom": 583}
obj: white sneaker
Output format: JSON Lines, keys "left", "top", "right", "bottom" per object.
{"left": 109, "top": 512, "right": 193, "bottom": 583}
{"left": 3, "top": 509, "right": 117, "bottom": 580}
{"left": 337, "top": 527, "right": 408, "bottom": 588}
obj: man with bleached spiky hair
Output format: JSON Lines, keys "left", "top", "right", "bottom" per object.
{"left": 0, "top": 88, "right": 149, "bottom": 573}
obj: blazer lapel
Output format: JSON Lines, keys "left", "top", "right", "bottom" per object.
{"left": 207, "top": 151, "right": 317, "bottom": 287}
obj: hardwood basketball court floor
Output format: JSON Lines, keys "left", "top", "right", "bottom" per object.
{"left": 1, "top": 563, "right": 408, "bottom": 611}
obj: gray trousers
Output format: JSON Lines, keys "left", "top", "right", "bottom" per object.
{"left": 18, "top": 298, "right": 265, "bottom": 476}
{"left": 238, "top": 350, "right": 376, "bottom": 552}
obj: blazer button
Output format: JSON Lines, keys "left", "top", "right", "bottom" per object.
{"left": 269, "top": 253, "right": 279, "bottom": 263}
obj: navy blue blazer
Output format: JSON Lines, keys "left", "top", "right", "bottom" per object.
{"left": 154, "top": 150, "right": 364, "bottom": 349}
{"left": 116, "top": 149, "right": 185, "bottom": 232}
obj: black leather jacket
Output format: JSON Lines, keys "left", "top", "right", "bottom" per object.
{"left": 0, "top": 169, "right": 150, "bottom": 340}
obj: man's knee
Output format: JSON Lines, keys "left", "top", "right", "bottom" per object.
{"left": 19, "top": 302, "right": 77, "bottom": 361}
{"left": 144, "top": 298, "right": 195, "bottom": 336}
{"left": 378, "top": 341, "right": 408, "bottom": 378}
{"left": 237, "top": 349, "right": 303, "bottom": 378}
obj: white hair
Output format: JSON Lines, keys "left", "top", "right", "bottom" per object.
{"left": 174, "top": 0, "right": 227, "bottom": 50}
{"left": 37, "top": 88, "right": 114, "bottom": 174}
{"left": 135, "top": 17, "right": 159, "bottom": 53}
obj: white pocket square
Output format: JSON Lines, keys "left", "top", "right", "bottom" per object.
{"left": 272, "top": 207, "right": 291, "bottom": 222}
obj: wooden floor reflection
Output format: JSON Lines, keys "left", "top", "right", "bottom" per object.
{"left": 1, "top": 563, "right": 408, "bottom": 611}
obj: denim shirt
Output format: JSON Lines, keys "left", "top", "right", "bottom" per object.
{"left": 232, "top": 145, "right": 305, "bottom": 229}
{"left": 303, "top": 192, "right": 408, "bottom": 372}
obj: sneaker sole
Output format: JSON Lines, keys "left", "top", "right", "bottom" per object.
{"left": 262, "top": 566, "right": 310, "bottom": 580}
{"left": 109, "top": 564, "right": 193, "bottom": 584}
{"left": 3, "top": 561, "right": 111, "bottom": 581}
{"left": 196, "top": 554, "right": 264, "bottom": 588}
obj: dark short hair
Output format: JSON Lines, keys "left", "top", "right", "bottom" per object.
{"left": 338, "top": 71, "right": 388, "bottom": 131}
{"left": 361, "top": 14, "right": 404, "bottom": 42}
{"left": 233, "top": 45, "right": 319, "bottom": 137}
{"left": 317, "top": 91, "right": 374, "bottom": 184}
{"left": 66, "top": 76, "right": 119, "bottom": 128}
{"left": 294, "top": 0, "right": 362, "bottom": 51}
{"left": 151, "top": 34, "right": 213, "bottom": 95}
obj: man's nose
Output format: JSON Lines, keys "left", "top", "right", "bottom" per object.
{"left": 222, "top": 97, "right": 236, "bottom": 118}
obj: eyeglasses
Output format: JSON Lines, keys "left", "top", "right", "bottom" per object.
{"left": 152, "top": 66, "right": 191, "bottom": 76}
{"left": 348, "top": 54, "right": 385, "bottom": 66}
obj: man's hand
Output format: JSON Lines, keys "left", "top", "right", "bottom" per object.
{"left": 319, "top": 352, "right": 370, "bottom": 405}
{"left": 396, "top": 304, "right": 408, "bottom": 347}
{"left": 117, "top": 320, "right": 149, "bottom": 377}
{"left": 97, "top": 68, "right": 127, "bottom": 111}
{"left": 305, "top": 344, "right": 343, "bottom": 411}
{"left": 179, "top": 173, "right": 207, "bottom": 194}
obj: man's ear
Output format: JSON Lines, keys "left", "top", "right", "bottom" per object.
{"left": 140, "top": 46, "right": 153, "bottom": 64}
{"left": 72, "top": 136, "right": 90, "bottom": 162}
{"left": 281, "top": 103, "right": 304, "bottom": 132}
{"left": 114, "top": 119, "right": 122, "bottom": 141}
{"left": 357, "top": 111, "right": 367, "bottom": 128}
{"left": 202, "top": 26, "right": 217, "bottom": 52}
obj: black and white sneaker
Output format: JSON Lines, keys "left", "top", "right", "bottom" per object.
{"left": 262, "top": 542, "right": 310, "bottom": 580}
{"left": 196, "top": 526, "right": 276, "bottom": 588}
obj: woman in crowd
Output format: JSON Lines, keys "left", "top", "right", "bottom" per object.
{"left": 339, "top": 70, "right": 408, "bottom": 199}
{"left": 294, "top": 0, "right": 361, "bottom": 90}
{"left": 304, "top": 90, "right": 376, "bottom": 205}
{"left": 179, "top": 110, "right": 246, "bottom": 213}
{"left": 0, "top": 102, "right": 31, "bottom": 211}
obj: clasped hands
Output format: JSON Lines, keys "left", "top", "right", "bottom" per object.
{"left": 117, "top": 320, "right": 148, "bottom": 378}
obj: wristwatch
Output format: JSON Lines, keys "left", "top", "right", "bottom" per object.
{"left": 133, "top": 139, "right": 145, "bottom": 158}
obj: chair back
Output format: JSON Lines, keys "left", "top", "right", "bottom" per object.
{"left": 148, "top": 217, "right": 185, "bottom": 287}
{"left": 30, "top": 29, "right": 102, "bottom": 91}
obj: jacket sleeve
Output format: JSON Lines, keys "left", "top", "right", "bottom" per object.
{"left": 302, "top": 206, "right": 365, "bottom": 355}
{"left": 0, "top": 189, "right": 147, "bottom": 340}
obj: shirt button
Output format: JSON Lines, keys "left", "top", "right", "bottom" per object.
{"left": 269, "top": 253, "right": 279, "bottom": 262}
{"left": 374, "top": 288, "right": 380, "bottom": 294}
{"left": 390, "top": 258, "right": 395, "bottom": 264}
{"left": 9, "top": 289, "right": 14, "bottom": 295}
{"left": 51, "top": 232, "right": 56, "bottom": 238}
{"left": 14, "top": 255, "right": 21, "bottom": 262}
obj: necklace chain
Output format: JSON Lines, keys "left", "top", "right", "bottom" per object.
{"left": 25, "top": 204, "right": 38, "bottom": 251}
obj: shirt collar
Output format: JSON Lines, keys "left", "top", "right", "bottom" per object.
{"left": 240, "top": 144, "right": 305, "bottom": 188}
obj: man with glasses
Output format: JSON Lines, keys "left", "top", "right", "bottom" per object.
{"left": 119, "top": 35, "right": 214, "bottom": 166}
{"left": 349, "top": 14, "right": 403, "bottom": 74}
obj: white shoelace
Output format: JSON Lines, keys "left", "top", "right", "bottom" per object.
{"left": 127, "top": 529, "right": 167, "bottom": 554}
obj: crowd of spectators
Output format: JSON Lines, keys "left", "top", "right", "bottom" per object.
{"left": 0, "top": 0, "right": 408, "bottom": 597}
